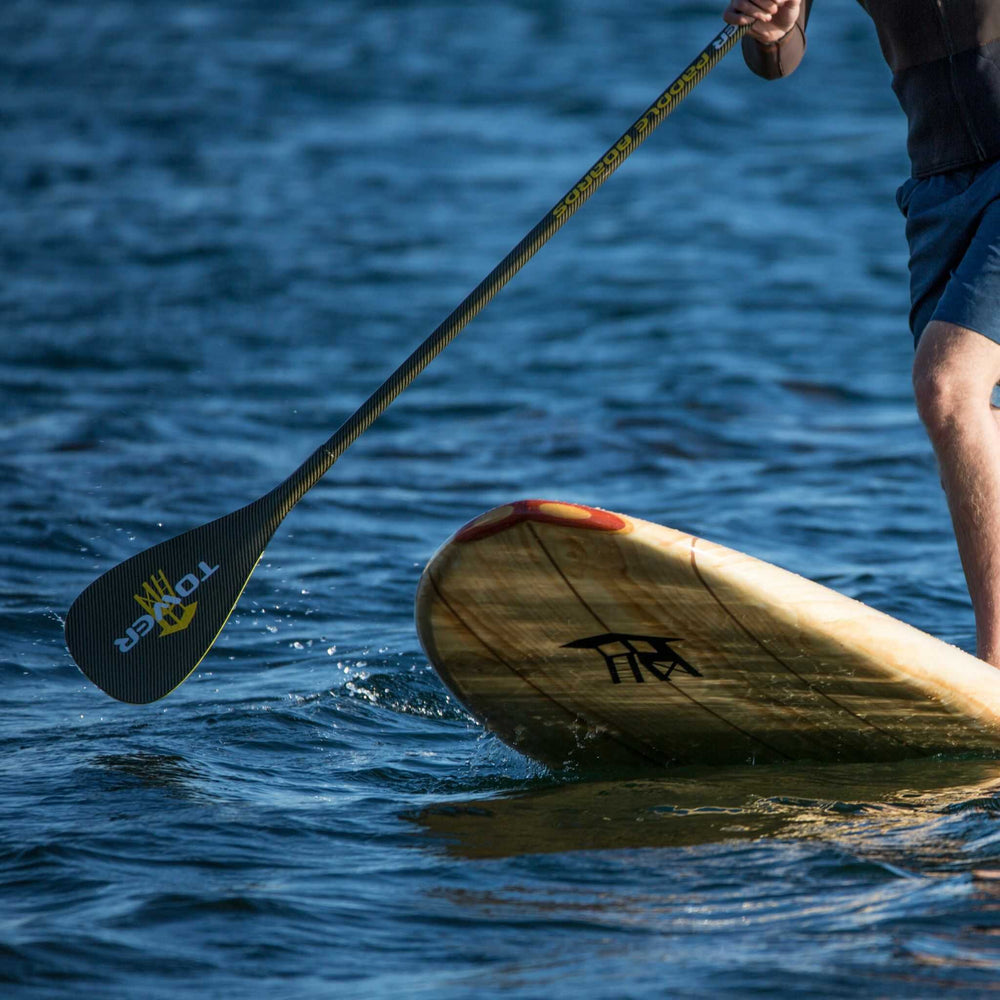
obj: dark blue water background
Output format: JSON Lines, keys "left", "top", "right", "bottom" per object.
{"left": 5, "top": 0, "right": 1000, "bottom": 996}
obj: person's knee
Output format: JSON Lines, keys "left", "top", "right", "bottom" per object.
{"left": 912, "top": 351, "right": 965, "bottom": 436}
{"left": 912, "top": 322, "right": 993, "bottom": 438}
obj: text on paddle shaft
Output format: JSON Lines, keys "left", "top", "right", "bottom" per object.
{"left": 549, "top": 25, "right": 736, "bottom": 223}
{"left": 114, "top": 561, "right": 220, "bottom": 653}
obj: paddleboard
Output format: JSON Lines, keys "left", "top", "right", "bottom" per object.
{"left": 415, "top": 499, "right": 1000, "bottom": 768}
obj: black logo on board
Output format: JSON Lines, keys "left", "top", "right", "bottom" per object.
{"left": 562, "top": 633, "right": 702, "bottom": 685}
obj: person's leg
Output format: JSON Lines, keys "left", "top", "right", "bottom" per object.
{"left": 913, "top": 320, "right": 1000, "bottom": 665}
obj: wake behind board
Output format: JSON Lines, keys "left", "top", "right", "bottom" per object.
{"left": 415, "top": 500, "right": 1000, "bottom": 769}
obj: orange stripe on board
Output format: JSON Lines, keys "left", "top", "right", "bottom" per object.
{"left": 454, "top": 499, "right": 631, "bottom": 543}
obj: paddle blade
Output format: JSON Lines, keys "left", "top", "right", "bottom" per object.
{"left": 65, "top": 498, "right": 280, "bottom": 703}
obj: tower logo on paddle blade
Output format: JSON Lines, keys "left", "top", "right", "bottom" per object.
{"left": 562, "top": 633, "right": 702, "bottom": 684}
{"left": 113, "top": 561, "right": 220, "bottom": 653}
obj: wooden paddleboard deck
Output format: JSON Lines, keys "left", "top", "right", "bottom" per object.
{"left": 415, "top": 500, "right": 1000, "bottom": 768}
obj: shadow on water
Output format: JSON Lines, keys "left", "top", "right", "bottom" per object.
{"left": 408, "top": 757, "right": 1000, "bottom": 861}
{"left": 89, "top": 751, "right": 207, "bottom": 796}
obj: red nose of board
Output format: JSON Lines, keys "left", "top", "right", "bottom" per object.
{"left": 453, "top": 499, "right": 632, "bottom": 543}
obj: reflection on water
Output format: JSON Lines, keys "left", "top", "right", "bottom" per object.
{"left": 412, "top": 758, "right": 1000, "bottom": 861}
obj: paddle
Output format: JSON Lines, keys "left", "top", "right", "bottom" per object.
{"left": 65, "top": 22, "right": 749, "bottom": 703}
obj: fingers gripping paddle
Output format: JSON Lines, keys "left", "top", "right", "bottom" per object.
{"left": 65, "top": 23, "right": 748, "bottom": 703}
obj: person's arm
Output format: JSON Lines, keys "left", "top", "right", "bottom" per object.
{"left": 723, "top": 0, "right": 811, "bottom": 80}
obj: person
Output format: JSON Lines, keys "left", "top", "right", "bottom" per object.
{"left": 722, "top": 0, "right": 1000, "bottom": 667}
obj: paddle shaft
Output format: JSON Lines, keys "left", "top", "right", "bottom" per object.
{"left": 66, "top": 21, "right": 749, "bottom": 703}
{"left": 271, "top": 22, "right": 748, "bottom": 515}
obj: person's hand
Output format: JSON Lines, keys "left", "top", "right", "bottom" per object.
{"left": 723, "top": 0, "right": 802, "bottom": 45}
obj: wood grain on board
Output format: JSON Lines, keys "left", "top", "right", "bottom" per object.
{"left": 416, "top": 500, "right": 1000, "bottom": 768}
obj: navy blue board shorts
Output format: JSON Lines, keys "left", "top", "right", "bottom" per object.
{"left": 897, "top": 158, "right": 1000, "bottom": 346}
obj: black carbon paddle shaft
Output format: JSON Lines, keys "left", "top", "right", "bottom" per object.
{"left": 66, "top": 22, "right": 748, "bottom": 703}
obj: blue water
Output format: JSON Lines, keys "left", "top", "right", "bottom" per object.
{"left": 5, "top": 0, "right": 1000, "bottom": 995}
